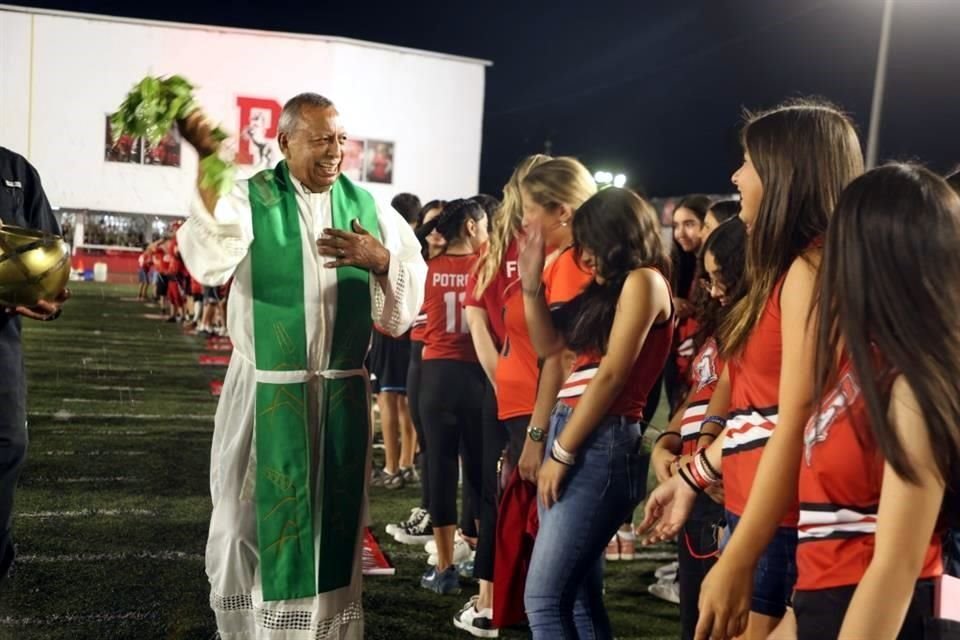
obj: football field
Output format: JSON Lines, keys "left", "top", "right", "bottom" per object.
{"left": 0, "top": 282, "right": 680, "bottom": 639}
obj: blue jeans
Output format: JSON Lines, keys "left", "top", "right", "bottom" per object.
{"left": 724, "top": 510, "right": 798, "bottom": 618}
{"left": 524, "top": 403, "right": 645, "bottom": 639}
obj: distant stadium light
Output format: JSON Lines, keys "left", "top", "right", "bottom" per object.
{"left": 594, "top": 171, "right": 613, "bottom": 185}
{"left": 613, "top": 173, "right": 627, "bottom": 188}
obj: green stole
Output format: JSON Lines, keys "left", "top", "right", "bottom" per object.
{"left": 248, "top": 161, "right": 379, "bottom": 601}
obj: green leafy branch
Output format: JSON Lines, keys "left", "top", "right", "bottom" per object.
{"left": 111, "top": 74, "right": 236, "bottom": 196}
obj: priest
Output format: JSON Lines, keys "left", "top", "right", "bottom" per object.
{"left": 176, "top": 93, "right": 426, "bottom": 639}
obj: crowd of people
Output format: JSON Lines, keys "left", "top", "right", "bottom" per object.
{"left": 135, "top": 227, "right": 229, "bottom": 336}
{"left": 367, "top": 98, "right": 960, "bottom": 640}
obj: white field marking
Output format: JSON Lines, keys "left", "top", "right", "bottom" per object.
{"left": 89, "top": 385, "right": 146, "bottom": 391}
{"left": 631, "top": 551, "right": 680, "bottom": 561}
{"left": 33, "top": 476, "right": 143, "bottom": 483}
{"left": 0, "top": 611, "right": 157, "bottom": 625}
{"left": 48, "top": 429, "right": 148, "bottom": 436}
{"left": 17, "top": 550, "right": 202, "bottom": 563}
{"left": 37, "top": 412, "right": 211, "bottom": 422}
{"left": 20, "top": 508, "right": 157, "bottom": 518}
{"left": 41, "top": 450, "right": 148, "bottom": 456}
{"left": 63, "top": 398, "right": 143, "bottom": 404}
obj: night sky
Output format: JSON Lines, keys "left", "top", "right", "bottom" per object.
{"left": 11, "top": 0, "right": 960, "bottom": 197}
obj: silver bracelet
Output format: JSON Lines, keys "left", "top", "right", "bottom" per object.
{"left": 551, "top": 439, "right": 576, "bottom": 466}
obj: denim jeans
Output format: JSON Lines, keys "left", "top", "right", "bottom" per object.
{"left": 524, "top": 403, "right": 645, "bottom": 639}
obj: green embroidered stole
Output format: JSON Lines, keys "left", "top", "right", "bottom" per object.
{"left": 248, "top": 161, "right": 379, "bottom": 601}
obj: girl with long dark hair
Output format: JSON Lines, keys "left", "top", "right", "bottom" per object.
{"left": 667, "top": 195, "right": 711, "bottom": 412}
{"left": 650, "top": 217, "right": 747, "bottom": 639}
{"left": 520, "top": 187, "right": 673, "bottom": 638}
{"left": 417, "top": 199, "right": 488, "bottom": 595}
{"left": 793, "top": 164, "right": 960, "bottom": 639}
{"left": 640, "top": 98, "right": 864, "bottom": 640}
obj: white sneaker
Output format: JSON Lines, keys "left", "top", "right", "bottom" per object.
{"left": 386, "top": 507, "right": 426, "bottom": 538}
{"left": 654, "top": 560, "right": 679, "bottom": 580}
{"left": 427, "top": 538, "right": 473, "bottom": 567}
{"left": 394, "top": 512, "right": 433, "bottom": 545}
{"left": 453, "top": 595, "right": 499, "bottom": 638}
{"left": 425, "top": 530, "right": 466, "bottom": 555}
{"left": 648, "top": 580, "right": 681, "bottom": 605}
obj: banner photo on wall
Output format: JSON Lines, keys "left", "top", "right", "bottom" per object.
{"left": 104, "top": 115, "right": 181, "bottom": 167}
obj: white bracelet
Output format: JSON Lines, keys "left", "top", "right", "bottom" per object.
{"left": 694, "top": 449, "right": 721, "bottom": 485}
{"left": 551, "top": 440, "right": 576, "bottom": 466}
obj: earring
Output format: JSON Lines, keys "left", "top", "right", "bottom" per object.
{"left": 561, "top": 220, "right": 568, "bottom": 227}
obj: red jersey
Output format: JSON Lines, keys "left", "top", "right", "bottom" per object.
{"left": 410, "top": 309, "right": 427, "bottom": 343}
{"left": 722, "top": 278, "right": 794, "bottom": 524}
{"left": 421, "top": 253, "right": 479, "bottom": 362}
{"left": 464, "top": 241, "right": 518, "bottom": 348}
{"left": 558, "top": 269, "right": 673, "bottom": 420}
{"left": 138, "top": 250, "right": 151, "bottom": 270}
{"left": 679, "top": 337, "right": 724, "bottom": 456}
{"left": 796, "top": 357, "right": 942, "bottom": 591}
{"left": 495, "top": 243, "right": 592, "bottom": 421}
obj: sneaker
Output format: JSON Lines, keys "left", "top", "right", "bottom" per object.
{"left": 605, "top": 534, "right": 620, "bottom": 561}
{"left": 427, "top": 538, "right": 473, "bottom": 567}
{"left": 617, "top": 530, "right": 637, "bottom": 561}
{"left": 401, "top": 466, "right": 419, "bottom": 485}
{"left": 386, "top": 507, "right": 426, "bottom": 538}
{"left": 421, "top": 566, "right": 461, "bottom": 595}
{"left": 456, "top": 555, "right": 475, "bottom": 580}
{"left": 395, "top": 512, "right": 434, "bottom": 545}
{"left": 370, "top": 467, "right": 386, "bottom": 488}
{"left": 648, "top": 580, "right": 681, "bottom": 605}
{"left": 654, "top": 561, "right": 679, "bottom": 581}
{"left": 425, "top": 531, "right": 469, "bottom": 556}
{"left": 453, "top": 595, "right": 498, "bottom": 638}
{"left": 383, "top": 470, "right": 405, "bottom": 491}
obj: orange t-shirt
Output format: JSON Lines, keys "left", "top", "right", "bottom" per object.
{"left": 495, "top": 248, "right": 591, "bottom": 420}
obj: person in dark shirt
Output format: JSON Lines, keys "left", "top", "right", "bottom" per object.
{"left": 0, "top": 146, "right": 68, "bottom": 581}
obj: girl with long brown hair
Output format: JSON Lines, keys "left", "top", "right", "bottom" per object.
{"left": 639, "top": 98, "right": 864, "bottom": 640}
{"left": 792, "top": 163, "right": 960, "bottom": 639}
{"left": 453, "top": 154, "right": 550, "bottom": 637}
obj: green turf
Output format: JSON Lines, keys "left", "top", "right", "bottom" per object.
{"left": 0, "top": 282, "right": 681, "bottom": 639}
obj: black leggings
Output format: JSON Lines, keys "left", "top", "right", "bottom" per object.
{"left": 420, "top": 359, "right": 485, "bottom": 528}
{"left": 794, "top": 579, "right": 944, "bottom": 640}
{"left": 407, "top": 341, "right": 429, "bottom": 510}
{"left": 475, "top": 379, "right": 528, "bottom": 582}
{"left": 679, "top": 493, "right": 725, "bottom": 640}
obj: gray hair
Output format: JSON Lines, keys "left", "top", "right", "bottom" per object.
{"left": 277, "top": 93, "right": 336, "bottom": 136}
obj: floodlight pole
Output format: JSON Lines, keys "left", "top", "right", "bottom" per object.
{"left": 866, "top": 0, "right": 894, "bottom": 170}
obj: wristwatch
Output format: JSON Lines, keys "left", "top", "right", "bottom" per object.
{"left": 526, "top": 425, "right": 546, "bottom": 442}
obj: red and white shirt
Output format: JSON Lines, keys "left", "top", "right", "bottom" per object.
{"left": 679, "top": 337, "right": 724, "bottom": 457}
{"left": 796, "top": 356, "right": 942, "bottom": 590}
{"left": 722, "top": 278, "right": 790, "bottom": 523}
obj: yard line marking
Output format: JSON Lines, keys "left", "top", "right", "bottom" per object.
{"left": 41, "top": 450, "right": 148, "bottom": 456}
{"left": 33, "top": 476, "right": 143, "bottom": 483}
{"left": 48, "top": 430, "right": 148, "bottom": 436}
{"left": 20, "top": 508, "right": 157, "bottom": 518}
{"left": 35, "top": 412, "right": 212, "bottom": 422}
{"left": 0, "top": 611, "right": 157, "bottom": 625}
{"left": 17, "top": 550, "right": 202, "bottom": 563}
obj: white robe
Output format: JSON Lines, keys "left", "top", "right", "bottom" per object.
{"left": 177, "top": 174, "right": 426, "bottom": 640}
